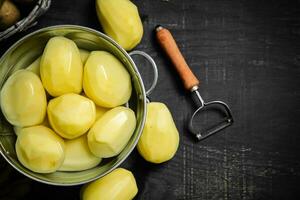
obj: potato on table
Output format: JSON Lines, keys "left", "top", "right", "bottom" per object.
{"left": 137, "top": 102, "right": 179, "bottom": 163}
{"left": 96, "top": 0, "right": 143, "bottom": 50}
{"left": 82, "top": 168, "right": 138, "bottom": 200}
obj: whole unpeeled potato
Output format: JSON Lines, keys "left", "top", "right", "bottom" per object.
{"left": 87, "top": 106, "right": 136, "bottom": 158}
{"left": 83, "top": 51, "right": 132, "bottom": 108}
{"left": 0, "top": 70, "right": 47, "bottom": 127}
{"left": 96, "top": 0, "right": 143, "bottom": 50}
{"left": 137, "top": 102, "right": 179, "bottom": 163}
{"left": 81, "top": 168, "right": 138, "bottom": 200}
{"left": 59, "top": 135, "right": 102, "bottom": 172}
{"left": 40, "top": 36, "right": 83, "bottom": 97}
{"left": 15, "top": 125, "right": 65, "bottom": 173}
{"left": 47, "top": 93, "right": 96, "bottom": 139}
{"left": 0, "top": 0, "right": 20, "bottom": 30}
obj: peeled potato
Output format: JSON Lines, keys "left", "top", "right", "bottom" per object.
{"left": 96, "top": 0, "right": 143, "bottom": 50}
{"left": 26, "top": 57, "right": 41, "bottom": 76}
{"left": 27, "top": 49, "right": 88, "bottom": 77}
{"left": 82, "top": 168, "right": 138, "bottom": 200}
{"left": 0, "top": 0, "right": 21, "bottom": 30}
{"left": 83, "top": 51, "right": 132, "bottom": 108}
{"left": 59, "top": 135, "right": 101, "bottom": 172}
{"left": 81, "top": 93, "right": 109, "bottom": 120}
{"left": 48, "top": 93, "right": 96, "bottom": 139}
{"left": 13, "top": 116, "right": 50, "bottom": 136}
{"left": 40, "top": 36, "right": 83, "bottom": 96}
{"left": 95, "top": 105, "right": 109, "bottom": 120}
{"left": 137, "top": 102, "right": 179, "bottom": 163}
{"left": 13, "top": 126, "right": 22, "bottom": 136}
{"left": 87, "top": 106, "right": 136, "bottom": 158}
{"left": 79, "top": 49, "right": 90, "bottom": 65}
{"left": 16, "top": 125, "right": 65, "bottom": 173}
{"left": 0, "top": 70, "right": 47, "bottom": 127}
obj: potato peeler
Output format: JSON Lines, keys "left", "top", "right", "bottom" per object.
{"left": 156, "top": 25, "right": 233, "bottom": 141}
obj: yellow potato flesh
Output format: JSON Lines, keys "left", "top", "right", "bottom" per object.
{"left": 82, "top": 168, "right": 138, "bottom": 200}
{"left": 95, "top": 105, "right": 109, "bottom": 120}
{"left": 81, "top": 93, "right": 109, "bottom": 120}
{"left": 80, "top": 93, "right": 109, "bottom": 120}
{"left": 27, "top": 57, "right": 41, "bottom": 76}
{"left": 16, "top": 125, "right": 65, "bottom": 173}
{"left": 87, "top": 106, "right": 136, "bottom": 158}
{"left": 96, "top": 0, "right": 143, "bottom": 50}
{"left": 48, "top": 93, "right": 96, "bottom": 139}
{"left": 83, "top": 51, "right": 132, "bottom": 108}
{"left": 137, "top": 102, "right": 179, "bottom": 163}
{"left": 40, "top": 36, "right": 83, "bottom": 97}
{"left": 79, "top": 49, "right": 90, "bottom": 65}
{"left": 0, "top": 70, "right": 47, "bottom": 127}
{"left": 13, "top": 126, "right": 22, "bottom": 136}
{"left": 26, "top": 49, "right": 89, "bottom": 77}
{"left": 59, "top": 135, "right": 102, "bottom": 172}
{"left": 14, "top": 116, "right": 50, "bottom": 136}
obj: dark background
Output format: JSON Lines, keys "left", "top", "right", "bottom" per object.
{"left": 1, "top": 0, "right": 300, "bottom": 199}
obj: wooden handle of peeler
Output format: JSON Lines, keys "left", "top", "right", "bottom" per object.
{"left": 156, "top": 25, "right": 199, "bottom": 91}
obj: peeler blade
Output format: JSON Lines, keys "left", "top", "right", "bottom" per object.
{"left": 188, "top": 101, "right": 234, "bottom": 141}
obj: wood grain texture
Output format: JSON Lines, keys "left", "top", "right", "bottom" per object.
{"left": 1, "top": 0, "right": 300, "bottom": 199}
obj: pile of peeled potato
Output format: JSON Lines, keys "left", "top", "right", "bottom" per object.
{"left": 0, "top": 0, "right": 180, "bottom": 199}
{"left": 1, "top": 36, "right": 136, "bottom": 173}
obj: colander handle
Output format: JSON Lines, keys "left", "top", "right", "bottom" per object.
{"left": 156, "top": 25, "right": 199, "bottom": 91}
{"left": 129, "top": 51, "right": 158, "bottom": 96}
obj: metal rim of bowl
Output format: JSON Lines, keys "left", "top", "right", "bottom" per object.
{"left": 0, "top": 24, "right": 147, "bottom": 186}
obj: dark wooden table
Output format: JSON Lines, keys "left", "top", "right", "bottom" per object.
{"left": 1, "top": 0, "right": 300, "bottom": 199}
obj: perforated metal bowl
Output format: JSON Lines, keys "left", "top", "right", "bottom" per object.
{"left": 0, "top": 25, "right": 147, "bottom": 186}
